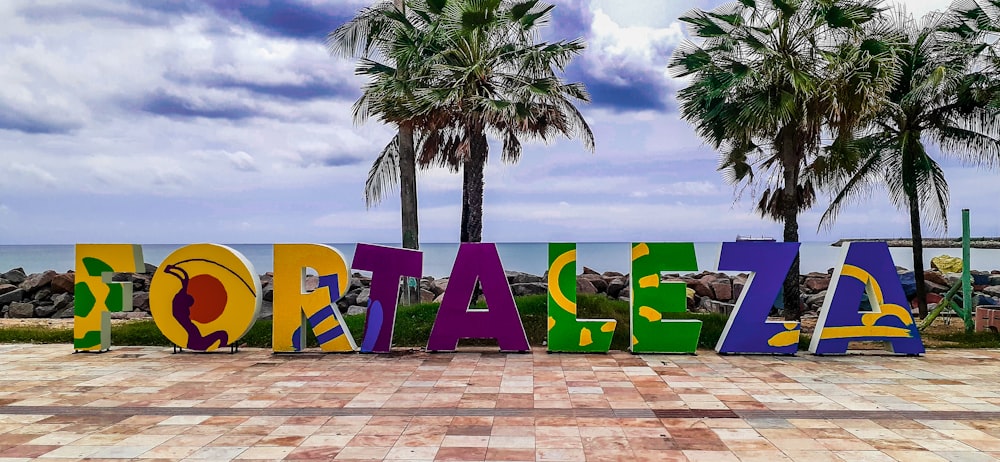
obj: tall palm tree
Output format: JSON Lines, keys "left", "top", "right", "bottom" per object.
{"left": 821, "top": 0, "right": 1000, "bottom": 318}
{"left": 328, "top": 0, "right": 425, "bottom": 251}
{"left": 409, "top": 0, "right": 595, "bottom": 243}
{"left": 669, "top": 0, "right": 899, "bottom": 320}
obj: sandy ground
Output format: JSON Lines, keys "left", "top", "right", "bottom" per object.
{"left": 0, "top": 317, "right": 144, "bottom": 328}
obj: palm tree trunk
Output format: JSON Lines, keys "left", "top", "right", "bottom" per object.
{"left": 780, "top": 130, "right": 801, "bottom": 321}
{"left": 460, "top": 130, "right": 487, "bottom": 243}
{"left": 399, "top": 123, "right": 419, "bottom": 250}
{"left": 902, "top": 137, "right": 928, "bottom": 318}
{"left": 393, "top": 0, "right": 420, "bottom": 305}
{"left": 909, "top": 198, "right": 928, "bottom": 318}
{"left": 398, "top": 123, "right": 420, "bottom": 305}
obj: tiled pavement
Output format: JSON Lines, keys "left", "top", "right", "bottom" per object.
{"left": 0, "top": 345, "right": 998, "bottom": 461}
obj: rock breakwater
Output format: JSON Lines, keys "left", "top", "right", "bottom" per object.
{"left": 2, "top": 264, "right": 998, "bottom": 321}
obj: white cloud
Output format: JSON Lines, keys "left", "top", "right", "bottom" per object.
{"left": 630, "top": 181, "right": 721, "bottom": 198}
{"left": 0, "top": 0, "right": 996, "bottom": 246}
{"left": 4, "top": 163, "right": 57, "bottom": 188}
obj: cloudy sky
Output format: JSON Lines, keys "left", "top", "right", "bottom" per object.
{"left": 1, "top": 0, "right": 993, "bottom": 246}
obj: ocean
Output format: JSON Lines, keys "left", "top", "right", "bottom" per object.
{"left": 2, "top": 242, "right": 999, "bottom": 278}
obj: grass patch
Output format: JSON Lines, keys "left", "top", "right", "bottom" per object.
{"left": 923, "top": 331, "right": 1000, "bottom": 348}
{"left": 9, "top": 298, "right": 986, "bottom": 352}
{"left": 0, "top": 295, "right": 727, "bottom": 351}
{"left": 0, "top": 326, "right": 73, "bottom": 344}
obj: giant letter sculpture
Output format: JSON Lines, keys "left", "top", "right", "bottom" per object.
{"left": 631, "top": 242, "right": 701, "bottom": 353}
{"left": 426, "top": 243, "right": 529, "bottom": 352}
{"left": 352, "top": 244, "right": 422, "bottom": 353}
{"left": 149, "top": 244, "right": 261, "bottom": 352}
{"left": 716, "top": 241, "right": 801, "bottom": 354}
{"left": 547, "top": 243, "right": 616, "bottom": 352}
{"left": 273, "top": 244, "right": 355, "bottom": 352}
{"left": 74, "top": 244, "right": 144, "bottom": 352}
{"left": 810, "top": 242, "right": 924, "bottom": 355}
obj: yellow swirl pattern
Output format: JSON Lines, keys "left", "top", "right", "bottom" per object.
{"left": 820, "top": 264, "right": 916, "bottom": 340}
{"left": 548, "top": 250, "right": 577, "bottom": 315}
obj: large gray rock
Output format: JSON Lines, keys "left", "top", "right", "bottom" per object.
{"left": 262, "top": 284, "right": 274, "bottom": 302}
{"left": 699, "top": 297, "right": 735, "bottom": 316}
{"left": 805, "top": 291, "right": 827, "bottom": 310}
{"left": 606, "top": 278, "right": 625, "bottom": 299}
{"left": 511, "top": 283, "right": 548, "bottom": 296}
{"left": 0, "top": 289, "right": 25, "bottom": 306}
{"left": 20, "top": 270, "right": 57, "bottom": 294}
{"left": 49, "top": 273, "right": 75, "bottom": 294}
{"left": 133, "top": 292, "right": 150, "bottom": 312}
{"left": 259, "top": 300, "right": 273, "bottom": 320}
{"left": 803, "top": 275, "right": 830, "bottom": 292}
{"left": 925, "top": 281, "right": 950, "bottom": 294}
{"left": 51, "top": 293, "right": 73, "bottom": 311}
{"left": 354, "top": 274, "right": 372, "bottom": 288}
{"left": 33, "top": 289, "right": 52, "bottom": 302}
{"left": 430, "top": 279, "right": 449, "bottom": 296}
{"left": 505, "top": 271, "right": 544, "bottom": 285}
{"left": 691, "top": 279, "right": 714, "bottom": 298}
{"left": 131, "top": 274, "right": 150, "bottom": 292}
{"left": 1, "top": 269, "right": 26, "bottom": 284}
{"left": 259, "top": 272, "right": 274, "bottom": 288}
{"left": 304, "top": 275, "right": 319, "bottom": 292}
{"left": 925, "top": 271, "right": 949, "bottom": 287}
{"left": 711, "top": 280, "right": 733, "bottom": 302}
{"left": 342, "top": 289, "right": 361, "bottom": 307}
{"left": 420, "top": 289, "right": 435, "bottom": 303}
{"left": 579, "top": 274, "right": 608, "bottom": 293}
{"left": 34, "top": 304, "right": 59, "bottom": 318}
{"left": 346, "top": 305, "right": 367, "bottom": 316}
{"left": 356, "top": 288, "right": 371, "bottom": 306}
{"left": 0, "top": 284, "right": 16, "bottom": 296}
{"left": 8, "top": 302, "right": 34, "bottom": 318}
{"left": 111, "top": 273, "right": 131, "bottom": 282}
{"left": 54, "top": 306, "right": 75, "bottom": 319}
{"left": 576, "top": 278, "right": 598, "bottom": 295}
{"left": 732, "top": 274, "right": 748, "bottom": 300}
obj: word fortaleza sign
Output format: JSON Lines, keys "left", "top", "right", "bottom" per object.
{"left": 73, "top": 241, "right": 924, "bottom": 356}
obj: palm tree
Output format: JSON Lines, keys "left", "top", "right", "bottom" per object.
{"left": 669, "top": 0, "right": 899, "bottom": 320}
{"left": 328, "top": 0, "right": 424, "bottom": 251}
{"left": 409, "top": 0, "right": 595, "bottom": 243}
{"left": 820, "top": 1, "right": 1000, "bottom": 318}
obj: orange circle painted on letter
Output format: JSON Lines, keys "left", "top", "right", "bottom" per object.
{"left": 188, "top": 274, "right": 227, "bottom": 324}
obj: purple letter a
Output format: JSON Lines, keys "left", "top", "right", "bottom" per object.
{"left": 426, "top": 243, "right": 530, "bottom": 352}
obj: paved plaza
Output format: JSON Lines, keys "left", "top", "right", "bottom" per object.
{"left": 0, "top": 345, "right": 997, "bottom": 460}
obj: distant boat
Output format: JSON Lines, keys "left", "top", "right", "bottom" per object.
{"left": 735, "top": 235, "right": 776, "bottom": 242}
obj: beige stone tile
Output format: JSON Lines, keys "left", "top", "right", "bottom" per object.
{"left": 384, "top": 445, "right": 438, "bottom": 460}
{"left": 682, "top": 449, "right": 740, "bottom": 461}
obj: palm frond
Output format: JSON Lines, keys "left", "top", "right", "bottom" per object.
{"left": 365, "top": 135, "right": 402, "bottom": 209}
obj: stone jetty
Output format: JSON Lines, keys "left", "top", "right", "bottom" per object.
{"left": 2, "top": 263, "right": 999, "bottom": 321}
